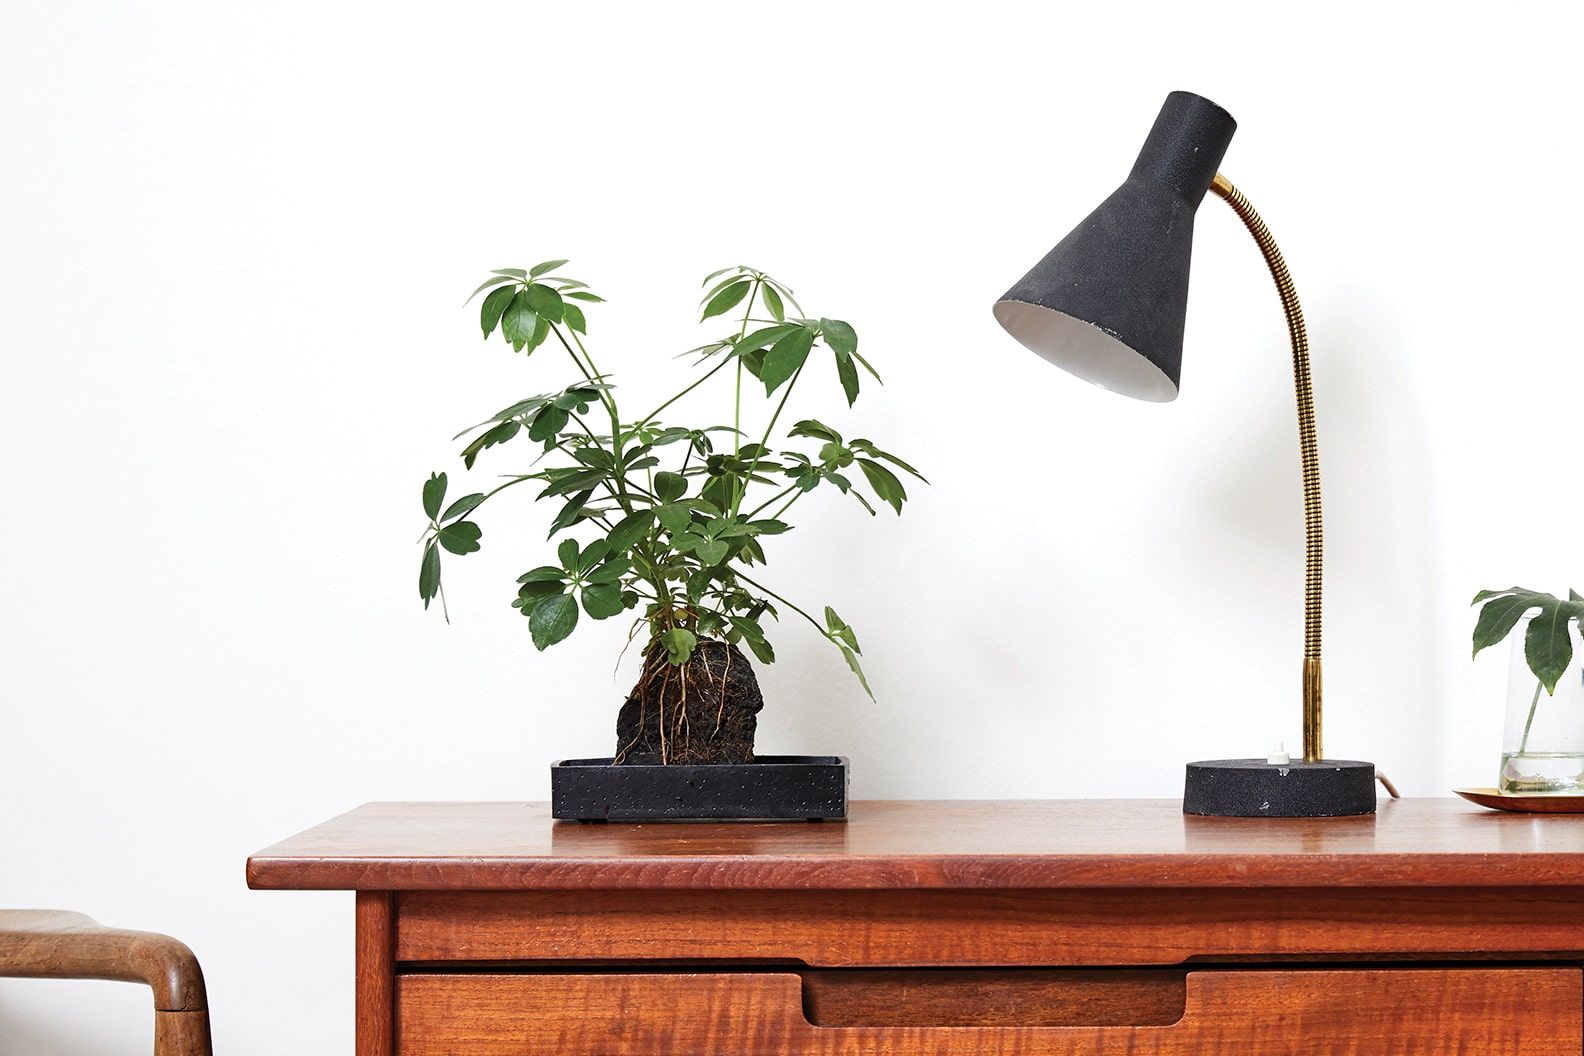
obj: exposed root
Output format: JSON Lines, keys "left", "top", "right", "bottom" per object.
{"left": 613, "top": 638, "right": 763, "bottom": 765}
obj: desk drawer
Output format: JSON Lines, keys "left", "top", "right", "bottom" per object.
{"left": 395, "top": 968, "right": 1582, "bottom": 1055}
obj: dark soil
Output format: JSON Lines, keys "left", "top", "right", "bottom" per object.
{"left": 613, "top": 638, "right": 763, "bottom": 765}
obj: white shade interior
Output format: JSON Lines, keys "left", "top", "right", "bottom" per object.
{"left": 994, "top": 300, "right": 1178, "bottom": 403}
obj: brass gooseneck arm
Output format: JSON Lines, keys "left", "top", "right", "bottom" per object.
{"left": 1208, "top": 172, "right": 1324, "bottom": 763}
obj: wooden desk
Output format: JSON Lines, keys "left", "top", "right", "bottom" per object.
{"left": 248, "top": 799, "right": 1584, "bottom": 1055}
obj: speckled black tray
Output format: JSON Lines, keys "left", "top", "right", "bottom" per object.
{"left": 550, "top": 755, "right": 848, "bottom": 822}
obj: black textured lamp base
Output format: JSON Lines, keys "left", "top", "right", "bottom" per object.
{"left": 1183, "top": 758, "right": 1376, "bottom": 817}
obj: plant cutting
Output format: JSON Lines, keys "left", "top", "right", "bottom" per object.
{"left": 1471, "top": 587, "right": 1584, "bottom": 796}
{"left": 414, "top": 260, "right": 922, "bottom": 815}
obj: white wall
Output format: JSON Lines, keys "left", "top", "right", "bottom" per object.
{"left": 2, "top": 0, "right": 1580, "bottom": 1051}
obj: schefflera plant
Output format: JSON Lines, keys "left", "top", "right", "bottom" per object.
{"left": 417, "top": 261, "right": 925, "bottom": 765}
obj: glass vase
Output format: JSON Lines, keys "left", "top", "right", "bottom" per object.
{"left": 1500, "top": 616, "right": 1584, "bottom": 794}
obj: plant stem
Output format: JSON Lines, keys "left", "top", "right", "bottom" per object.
{"left": 732, "top": 363, "right": 802, "bottom": 518}
{"left": 733, "top": 569, "right": 826, "bottom": 638}
{"left": 770, "top": 487, "right": 806, "bottom": 521}
{"left": 1519, "top": 679, "right": 1545, "bottom": 755}
{"left": 744, "top": 482, "right": 801, "bottom": 520}
{"left": 636, "top": 355, "right": 734, "bottom": 428}
{"left": 553, "top": 326, "right": 634, "bottom": 514}
{"left": 733, "top": 279, "right": 760, "bottom": 458}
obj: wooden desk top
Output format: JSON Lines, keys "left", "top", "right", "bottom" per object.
{"left": 246, "top": 798, "right": 1584, "bottom": 891}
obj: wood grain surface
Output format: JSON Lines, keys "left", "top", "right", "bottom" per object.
{"left": 0, "top": 909, "right": 214, "bottom": 1056}
{"left": 393, "top": 886, "right": 1584, "bottom": 966}
{"left": 246, "top": 798, "right": 1584, "bottom": 891}
{"left": 355, "top": 892, "right": 394, "bottom": 1056}
{"left": 392, "top": 969, "right": 1584, "bottom": 1056}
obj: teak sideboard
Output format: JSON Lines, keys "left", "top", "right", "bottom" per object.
{"left": 247, "top": 799, "right": 1584, "bottom": 1055}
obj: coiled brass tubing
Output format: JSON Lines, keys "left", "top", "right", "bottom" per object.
{"left": 1209, "top": 173, "right": 1325, "bottom": 763}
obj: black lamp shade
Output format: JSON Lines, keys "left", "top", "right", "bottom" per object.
{"left": 993, "top": 92, "right": 1237, "bottom": 401}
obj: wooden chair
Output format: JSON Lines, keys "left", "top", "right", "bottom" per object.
{"left": 0, "top": 909, "right": 212, "bottom": 1056}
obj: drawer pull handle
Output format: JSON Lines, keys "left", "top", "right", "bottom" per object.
{"left": 802, "top": 968, "right": 1186, "bottom": 1027}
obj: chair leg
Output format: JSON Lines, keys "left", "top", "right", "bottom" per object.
{"left": 155, "top": 1009, "right": 213, "bottom": 1056}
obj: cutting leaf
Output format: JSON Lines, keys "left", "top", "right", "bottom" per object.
{"left": 1472, "top": 587, "right": 1584, "bottom": 692}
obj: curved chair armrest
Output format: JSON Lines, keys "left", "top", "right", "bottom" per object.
{"left": 0, "top": 910, "right": 212, "bottom": 1056}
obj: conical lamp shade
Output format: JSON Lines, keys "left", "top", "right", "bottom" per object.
{"left": 993, "top": 92, "right": 1237, "bottom": 401}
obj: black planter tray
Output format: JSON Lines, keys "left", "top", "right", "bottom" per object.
{"left": 550, "top": 755, "right": 848, "bottom": 822}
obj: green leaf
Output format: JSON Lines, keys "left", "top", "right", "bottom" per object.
{"left": 660, "top": 626, "right": 698, "bottom": 665}
{"left": 547, "top": 490, "right": 595, "bottom": 536}
{"left": 516, "top": 577, "right": 564, "bottom": 601}
{"left": 748, "top": 519, "right": 791, "bottom": 535}
{"left": 422, "top": 473, "right": 447, "bottom": 520}
{"left": 577, "top": 538, "right": 610, "bottom": 571}
{"left": 490, "top": 268, "right": 528, "bottom": 278}
{"left": 694, "top": 539, "right": 729, "bottom": 565}
{"left": 735, "top": 323, "right": 800, "bottom": 356}
{"left": 788, "top": 419, "right": 842, "bottom": 443}
{"left": 1529, "top": 603, "right": 1581, "bottom": 694}
{"left": 1472, "top": 587, "right": 1584, "bottom": 693}
{"left": 760, "top": 326, "right": 814, "bottom": 395}
{"left": 587, "top": 557, "right": 630, "bottom": 584}
{"left": 419, "top": 543, "right": 440, "bottom": 608}
{"left": 526, "top": 313, "right": 551, "bottom": 352}
{"left": 743, "top": 634, "right": 775, "bottom": 664}
{"left": 853, "top": 441, "right": 928, "bottom": 481}
{"left": 654, "top": 471, "right": 688, "bottom": 502}
{"left": 839, "top": 645, "right": 873, "bottom": 699}
{"left": 581, "top": 583, "right": 625, "bottom": 620}
{"left": 441, "top": 492, "right": 486, "bottom": 522}
{"left": 529, "top": 259, "right": 570, "bottom": 279}
{"left": 529, "top": 592, "right": 579, "bottom": 650}
{"left": 527, "top": 405, "right": 569, "bottom": 443}
{"left": 701, "top": 273, "right": 748, "bottom": 304}
{"left": 701, "top": 280, "right": 751, "bottom": 320}
{"left": 820, "top": 318, "right": 857, "bottom": 356}
{"left": 500, "top": 291, "right": 537, "bottom": 351}
{"left": 524, "top": 283, "right": 564, "bottom": 323}
{"left": 490, "top": 395, "right": 549, "bottom": 422}
{"left": 437, "top": 520, "right": 482, "bottom": 555}
{"left": 656, "top": 504, "right": 692, "bottom": 535}
{"left": 562, "top": 302, "right": 587, "bottom": 333}
{"left": 468, "top": 274, "right": 518, "bottom": 301}
{"left": 834, "top": 348, "right": 860, "bottom": 406}
{"left": 480, "top": 284, "right": 517, "bottom": 338}
{"left": 857, "top": 458, "right": 907, "bottom": 514}
{"left": 462, "top": 420, "right": 520, "bottom": 469}
{"left": 606, "top": 510, "right": 654, "bottom": 553}
{"left": 516, "top": 565, "right": 566, "bottom": 585}
{"left": 762, "top": 283, "right": 785, "bottom": 321}
{"left": 566, "top": 290, "right": 605, "bottom": 302}
{"left": 537, "top": 468, "right": 606, "bottom": 499}
{"left": 557, "top": 537, "right": 581, "bottom": 569}
{"left": 824, "top": 606, "right": 861, "bottom": 650}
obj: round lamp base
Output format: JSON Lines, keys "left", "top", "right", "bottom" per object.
{"left": 1183, "top": 758, "right": 1376, "bottom": 817}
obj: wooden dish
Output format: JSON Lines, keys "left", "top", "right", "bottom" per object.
{"left": 1454, "top": 787, "right": 1584, "bottom": 813}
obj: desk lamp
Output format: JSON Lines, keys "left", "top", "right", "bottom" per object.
{"left": 992, "top": 91, "right": 1375, "bottom": 817}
